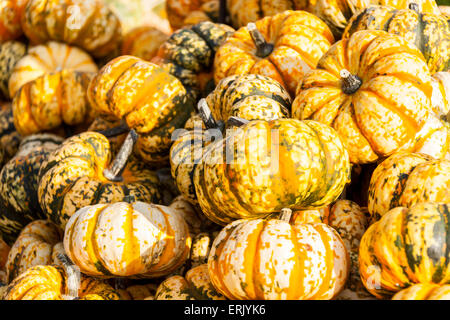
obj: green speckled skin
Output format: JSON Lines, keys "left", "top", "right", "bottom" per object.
{"left": 343, "top": 5, "right": 450, "bottom": 73}
{"left": 0, "top": 103, "right": 21, "bottom": 165}
{"left": 0, "top": 41, "right": 27, "bottom": 100}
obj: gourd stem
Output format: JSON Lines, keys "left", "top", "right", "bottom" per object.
{"left": 227, "top": 116, "right": 250, "bottom": 127}
{"left": 280, "top": 208, "right": 292, "bottom": 223}
{"left": 340, "top": 69, "right": 362, "bottom": 94}
{"left": 219, "top": 0, "right": 227, "bottom": 24}
{"left": 103, "top": 129, "right": 138, "bottom": 182}
{"left": 197, "top": 98, "right": 225, "bottom": 132}
{"left": 97, "top": 121, "right": 130, "bottom": 137}
{"left": 408, "top": 2, "right": 420, "bottom": 12}
{"left": 247, "top": 23, "right": 274, "bottom": 58}
{"left": 57, "top": 253, "right": 80, "bottom": 300}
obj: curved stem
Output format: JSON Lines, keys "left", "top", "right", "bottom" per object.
{"left": 340, "top": 69, "right": 362, "bottom": 95}
{"left": 280, "top": 208, "right": 292, "bottom": 223}
{"left": 247, "top": 23, "right": 274, "bottom": 58}
{"left": 97, "top": 121, "right": 130, "bottom": 138}
{"left": 227, "top": 116, "right": 250, "bottom": 127}
{"left": 196, "top": 98, "right": 225, "bottom": 132}
{"left": 57, "top": 253, "right": 80, "bottom": 300}
{"left": 103, "top": 129, "right": 138, "bottom": 182}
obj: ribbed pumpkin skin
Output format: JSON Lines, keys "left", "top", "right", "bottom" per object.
{"left": 154, "top": 21, "right": 234, "bottom": 100}
{"left": 13, "top": 70, "right": 96, "bottom": 136}
{"left": 63, "top": 202, "right": 191, "bottom": 278}
{"left": 368, "top": 152, "right": 450, "bottom": 222}
{"left": 323, "top": 200, "right": 368, "bottom": 252}
{"left": 22, "top": 0, "right": 122, "bottom": 58}
{"left": 2, "top": 265, "right": 120, "bottom": 300}
{"left": 166, "top": 0, "right": 219, "bottom": 30}
{"left": 343, "top": 5, "right": 450, "bottom": 74}
{"left": 206, "top": 74, "right": 291, "bottom": 121}
{"left": 0, "top": 41, "right": 27, "bottom": 100}
{"left": 8, "top": 41, "right": 98, "bottom": 99}
{"left": 194, "top": 119, "right": 351, "bottom": 226}
{"left": 359, "top": 202, "right": 450, "bottom": 299}
{"left": 392, "top": 283, "right": 450, "bottom": 300}
{"left": 0, "top": 102, "right": 21, "bottom": 164}
{"left": 226, "top": 0, "right": 310, "bottom": 29}
{"left": 5, "top": 220, "right": 62, "bottom": 284}
{"left": 209, "top": 218, "right": 349, "bottom": 300}
{"left": 431, "top": 72, "right": 450, "bottom": 120}
{"left": 0, "top": 0, "right": 27, "bottom": 42}
{"left": 37, "top": 132, "right": 162, "bottom": 229}
{"left": 121, "top": 26, "right": 169, "bottom": 62}
{"left": 87, "top": 55, "right": 194, "bottom": 164}
{"left": 291, "top": 207, "right": 329, "bottom": 224}
{"left": 292, "top": 30, "right": 434, "bottom": 164}
{"left": 0, "top": 134, "right": 63, "bottom": 245}
{"left": 214, "top": 10, "right": 335, "bottom": 96}
{"left": 155, "top": 264, "right": 226, "bottom": 300}
{"left": 312, "top": 0, "right": 440, "bottom": 38}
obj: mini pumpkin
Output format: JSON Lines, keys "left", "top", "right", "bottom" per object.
{"left": 292, "top": 30, "right": 435, "bottom": 164}
{"left": 0, "top": 41, "right": 27, "bottom": 100}
{"left": 154, "top": 21, "right": 234, "bottom": 100}
{"left": 117, "top": 283, "right": 159, "bottom": 300}
{"left": 342, "top": 4, "right": 450, "bottom": 74}
{"left": 392, "top": 283, "right": 450, "bottom": 300}
{"left": 5, "top": 220, "right": 62, "bottom": 284}
{"left": 166, "top": 0, "right": 220, "bottom": 30}
{"left": 194, "top": 118, "right": 350, "bottom": 225}
{"left": 214, "top": 10, "right": 335, "bottom": 96}
{"left": 359, "top": 202, "right": 450, "bottom": 299}
{"left": 368, "top": 152, "right": 450, "bottom": 222}
{"left": 208, "top": 212, "right": 350, "bottom": 300}
{"left": 38, "top": 131, "right": 162, "bottom": 229}
{"left": 155, "top": 264, "right": 226, "bottom": 300}
{"left": 2, "top": 260, "right": 120, "bottom": 300}
{"left": 0, "top": 133, "right": 63, "bottom": 244}
{"left": 22, "top": 0, "right": 122, "bottom": 58}
{"left": 87, "top": 55, "right": 195, "bottom": 165}
{"left": 121, "top": 26, "right": 169, "bottom": 62}
{"left": 64, "top": 202, "right": 191, "bottom": 279}
{"left": 0, "top": 0, "right": 27, "bottom": 42}
{"left": 0, "top": 102, "right": 21, "bottom": 164}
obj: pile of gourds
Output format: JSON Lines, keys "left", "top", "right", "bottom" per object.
{"left": 0, "top": 0, "right": 448, "bottom": 301}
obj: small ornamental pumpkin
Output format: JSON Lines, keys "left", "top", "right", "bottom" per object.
{"left": 194, "top": 118, "right": 350, "bottom": 225}
{"left": 153, "top": 21, "right": 234, "bottom": 100}
{"left": 342, "top": 4, "right": 450, "bottom": 74}
{"left": 2, "top": 257, "right": 120, "bottom": 300}
{"left": 368, "top": 152, "right": 450, "bottom": 222}
{"left": 0, "top": 237, "right": 9, "bottom": 270}
{"left": 38, "top": 131, "right": 162, "bottom": 229}
{"left": 166, "top": 0, "right": 220, "bottom": 30}
{"left": 214, "top": 10, "right": 335, "bottom": 96}
{"left": 9, "top": 41, "right": 98, "bottom": 98}
{"left": 206, "top": 74, "right": 291, "bottom": 121}
{"left": 0, "top": 102, "right": 21, "bottom": 164}
{"left": 155, "top": 264, "right": 226, "bottom": 300}
{"left": 64, "top": 202, "right": 191, "bottom": 279}
{"left": 292, "top": 30, "right": 434, "bottom": 164}
{"left": 290, "top": 207, "right": 328, "bottom": 224}
{"left": 0, "top": 41, "right": 27, "bottom": 100}
{"left": 431, "top": 72, "right": 450, "bottom": 121}
{"left": 392, "top": 283, "right": 450, "bottom": 300}
{"left": 208, "top": 211, "right": 350, "bottom": 300}
{"left": 121, "top": 26, "right": 169, "bottom": 62}
{"left": 0, "top": 0, "right": 27, "bottom": 42}
{"left": 5, "top": 220, "right": 63, "bottom": 284}
{"left": 323, "top": 200, "right": 369, "bottom": 252}
{"left": 87, "top": 55, "right": 195, "bottom": 165}
{"left": 226, "top": 0, "right": 311, "bottom": 29}
{"left": 312, "top": 0, "right": 440, "bottom": 38}
{"left": 22, "top": 0, "right": 122, "bottom": 58}
{"left": 117, "top": 283, "right": 159, "bottom": 300}
{"left": 410, "top": 115, "right": 450, "bottom": 161}
{"left": 0, "top": 133, "right": 63, "bottom": 244}
{"left": 359, "top": 202, "right": 450, "bottom": 299}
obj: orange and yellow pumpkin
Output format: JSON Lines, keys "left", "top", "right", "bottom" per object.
{"left": 0, "top": 0, "right": 27, "bottom": 42}
{"left": 392, "top": 283, "right": 450, "bottom": 300}
{"left": 121, "top": 26, "right": 169, "bottom": 62}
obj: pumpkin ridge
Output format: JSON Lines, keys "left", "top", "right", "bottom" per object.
{"left": 88, "top": 205, "right": 111, "bottom": 276}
